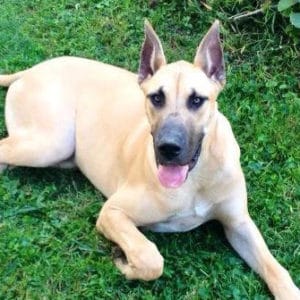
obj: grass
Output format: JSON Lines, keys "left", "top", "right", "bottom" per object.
{"left": 0, "top": 1, "right": 299, "bottom": 299}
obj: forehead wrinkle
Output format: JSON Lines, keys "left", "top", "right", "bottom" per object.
{"left": 175, "top": 66, "right": 183, "bottom": 111}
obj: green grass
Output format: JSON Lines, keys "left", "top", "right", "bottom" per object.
{"left": 0, "top": 1, "right": 299, "bottom": 299}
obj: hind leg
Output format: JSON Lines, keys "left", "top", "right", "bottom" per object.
{"left": 1, "top": 73, "right": 76, "bottom": 172}
{"left": 0, "top": 132, "right": 75, "bottom": 171}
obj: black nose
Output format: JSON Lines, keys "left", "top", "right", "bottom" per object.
{"left": 158, "top": 142, "right": 182, "bottom": 160}
{"left": 155, "top": 115, "right": 188, "bottom": 163}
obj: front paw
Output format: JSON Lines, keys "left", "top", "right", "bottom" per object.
{"left": 114, "top": 241, "right": 164, "bottom": 281}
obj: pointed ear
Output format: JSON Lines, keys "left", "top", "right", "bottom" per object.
{"left": 194, "top": 20, "right": 225, "bottom": 85}
{"left": 138, "top": 20, "right": 166, "bottom": 84}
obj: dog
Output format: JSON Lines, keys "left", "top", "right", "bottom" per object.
{"left": 0, "top": 20, "right": 299, "bottom": 299}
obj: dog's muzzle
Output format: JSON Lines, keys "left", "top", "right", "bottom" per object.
{"left": 153, "top": 116, "right": 204, "bottom": 189}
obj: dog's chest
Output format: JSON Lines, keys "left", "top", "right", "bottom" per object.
{"left": 146, "top": 198, "right": 214, "bottom": 233}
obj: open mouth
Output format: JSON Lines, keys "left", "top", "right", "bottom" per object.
{"left": 157, "top": 137, "right": 203, "bottom": 189}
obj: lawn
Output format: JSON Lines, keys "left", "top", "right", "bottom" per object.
{"left": 0, "top": 1, "right": 299, "bottom": 299}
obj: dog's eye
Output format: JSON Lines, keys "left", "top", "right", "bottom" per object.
{"left": 187, "top": 94, "right": 207, "bottom": 110}
{"left": 148, "top": 90, "right": 165, "bottom": 108}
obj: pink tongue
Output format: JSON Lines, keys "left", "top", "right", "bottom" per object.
{"left": 158, "top": 165, "right": 189, "bottom": 188}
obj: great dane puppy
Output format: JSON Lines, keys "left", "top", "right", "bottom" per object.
{"left": 0, "top": 21, "right": 299, "bottom": 299}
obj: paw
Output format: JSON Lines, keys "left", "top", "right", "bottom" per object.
{"left": 114, "top": 241, "right": 164, "bottom": 281}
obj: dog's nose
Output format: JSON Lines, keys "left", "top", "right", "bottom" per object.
{"left": 158, "top": 142, "right": 182, "bottom": 160}
{"left": 154, "top": 115, "right": 188, "bottom": 163}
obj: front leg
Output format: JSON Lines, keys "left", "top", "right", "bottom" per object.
{"left": 96, "top": 191, "right": 164, "bottom": 281}
{"left": 217, "top": 203, "right": 300, "bottom": 299}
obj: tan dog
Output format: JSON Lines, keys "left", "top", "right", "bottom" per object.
{"left": 0, "top": 21, "right": 299, "bottom": 299}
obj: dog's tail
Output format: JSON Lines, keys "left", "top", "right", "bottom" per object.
{"left": 0, "top": 70, "right": 26, "bottom": 87}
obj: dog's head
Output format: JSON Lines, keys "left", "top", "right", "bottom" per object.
{"left": 138, "top": 20, "right": 225, "bottom": 189}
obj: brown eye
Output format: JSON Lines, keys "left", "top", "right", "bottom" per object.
{"left": 187, "top": 92, "right": 207, "bottom": 110}
{"left": 148, "top": 89, "right": 165, "bottom": 108}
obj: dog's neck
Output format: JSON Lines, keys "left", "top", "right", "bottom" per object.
{"left": 189, "top": 107, "right": 227, "bottom": 185}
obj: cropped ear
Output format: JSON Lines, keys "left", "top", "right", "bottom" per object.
{"left": 138, "top": 20, "right": 166, "bottom": 84}
{"left": 194, "top": 20, "right": 225, "bottom": 85}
